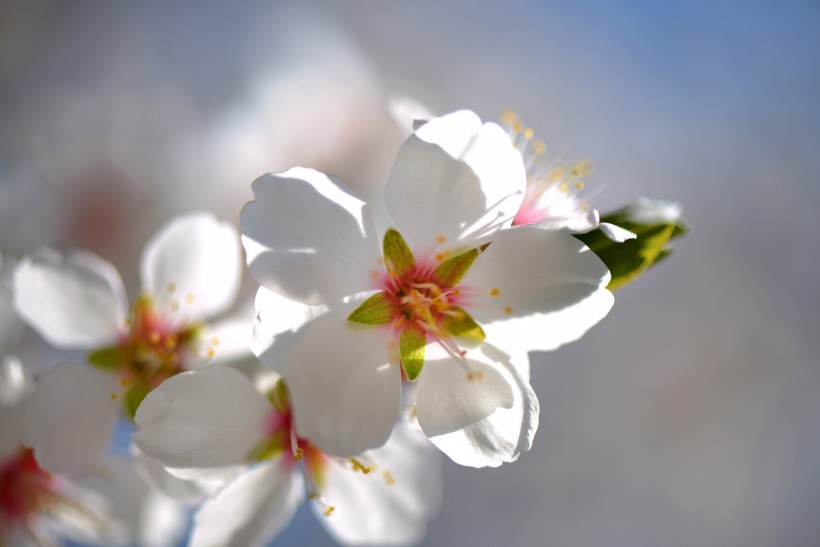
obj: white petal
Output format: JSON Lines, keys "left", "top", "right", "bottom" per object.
{"left": 141, "top": 212, "right": 242, "bottom": 322}
{"left": 13, "top": 249, "right": 126, "bottom": 348}
{"left": 416, "top": 344, "right": 539, "bottom": 468}
{"left": 623, "top": 197, "right": 684, "bottom": 224}
{"left": 467, "top": 226, "right": 614, "bottom": 352}
{"left": 0, "top": 355, "right": 30, "bottom": 460}
{"left": 531, "top": 208, "right": 600, "bottom": 233}
{"left": 23, "top": 363, "right": 120, "bottom": 474}
{"left": 252, "top": 286, "right": 328, "bottom": 374}
{"left": 385, "top": 110, "right": 526, "bottom": 254}
{"left": 187, "top": 297, "right": 255, "bottom": 367}
{"left": 133, "top": 366, "right": 271, "bottom": 479}
{"left": 0, "top": 354, "right": 32, "bottom": 406}
{"left": 316, "top": 424, "right": 443, "bottom": 545}
{"left": 388, "top": 94, "right": 435, "bottom": 136}
{"left": 132, "top": 443, "right": 219, "bottom": 505}
{"left": 71, "top": 454, "right": 188, "bottom": 547}
{"left": 284, "top": 306, "right": 401, "bottom": 457}
{"left": 0, "top": 253, "right": 25, "bottom": 354}
{"left": 190, "top": 460, "right": 304, "bottom": 547}
{"left": 599, "top": 222, "right": 637, "bottom": 242}
{"left": 241, "top": 168, "right": 380, "bottom": 305}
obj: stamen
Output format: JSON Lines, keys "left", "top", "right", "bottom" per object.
{"left": 290, "top": 428, "right": 303, "bottom": 461}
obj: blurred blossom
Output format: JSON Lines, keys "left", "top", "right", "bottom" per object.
{"left": 13, "top": 212, "right": 247, "bottom": 474}
{"left": 134, "top": 366, "right": 443, "bottom": 547}
{"left": 0, "top": 356, "right": 186, "bottom": 547}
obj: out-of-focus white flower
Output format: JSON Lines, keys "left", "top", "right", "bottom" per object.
{"left": 242, "top": 110, "right": 613, "bottom": 466}
{"left": 0, "top": 251, "right": 25, "bottom": 356}
{"left": 12, "top": 212, "right": 245, "bottom": 474}
{"left": 0, "top": 356, "right": 186, "bottom": 547}
{"left": 620, "top": 197, "right": 684, "bottom": 225}
{"left": 134, "top": 365, "right": 442, "bottom": 547}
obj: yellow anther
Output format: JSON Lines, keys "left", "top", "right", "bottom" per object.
{"left": 185, "top": 293, "right": 195, "bottom": 304}
{"left": 149, "top": 331, "right": 161, "bottom": 344}
{"left": 210, "top": 337, "right": 220, "bottom": 346}
{"left": 500, "top": 109, "right": 519, "bottom": 126}
{"left": 110, "top": 393, "right": 118, "bottom": 400}
{"left": 166, "top": 282, "right": 176, "bottom": 293}
{"left": 503, "top": 306, "right": 513, "bottom": 314}
{"left": 165, "top": 337, "right": 177, "bottom": 350}
{"left": 323, "top": 505, "right": 336, "bottom": 517}
{"left": 436, "top": 234, "right": 447, "bottom": 244}
{"left": 523, "top": 127, "right": 534, "bottom": 139}
{"left": 349, "top": 458, "right": 372, "bottom": 474}
{"left": 533, "top": 140, "right": 546, "bottom": 155}
{"left": 383, "top": 470, "right": 396, "bottom": 485}
{"left": 206, "top": 348, "right": 215, "bottom": 358}
{"left": 119, "top": 378, "right": 128, "bottom": 387}
{"left": 292, "top": 448, "right": 304, "bottom": 461}
{"left": 490, "top": 288, "right": 500, "bottom": 297}
{"left": 171, "top": 300, "right": 180, "bottom": 311}
{"left": 512, "top": 121, "right": 523, "bottom": 133}
{"left": 575, "top": 181, "right": 585, "bottom": 190}
{"left": 309, "top": 492, "right": 318, "bottom": 500}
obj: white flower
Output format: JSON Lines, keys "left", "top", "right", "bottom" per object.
{"left": 498, "top": 110, "right": 600, "bottom": 232}
{"left": 0, "top": 356, "right": 186, "bottom": 547}
{"left": 12, "top": 212, "right": 244, "bottom": 474}
{"left": 241, "top": 110, "right": 613, "bottom": 465}
{"left": 133, "top": 365, "right": 442, "bottom": 547}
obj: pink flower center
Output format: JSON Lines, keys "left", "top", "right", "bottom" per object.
{"left": 0, "top": 448, "right": 60, "bottom": 534}
{"left": 116, "top": 298, "right": 203, "bottom": 388}
{"left": 380, "top": 261, "right": 466, "bottom": 338}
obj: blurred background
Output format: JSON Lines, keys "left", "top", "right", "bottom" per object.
{"left": 1, "top": 0, "right": 818, "bottom": 545}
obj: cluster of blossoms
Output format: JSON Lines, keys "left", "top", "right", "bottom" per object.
{"left": 2, "top": 108, "right": 683, "bottom": 546}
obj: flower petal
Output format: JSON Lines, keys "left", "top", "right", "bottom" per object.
{"left": 284, "top": 306, "right": 401, "bottom": 457}
{"left": 241, "top": 167, "right": 380, "bottom": 305}
{"left": 190, "top": 460, "right": 304, "bottom": 547}
{"left": 23, "top": 363, "right": 121, "bottom": 474}
{"left": 131, "top": 443, "right": 220, "bottom": 505}
{"left": 252, "top": 287, "right": 327, "bottom": 374}
{"left": 599, "top": 222, "right": 637, "bottom": 242}
{"left": 13, "top": 249, "right": 126, "bottom": 348}
{"left": 141, "top": 212, "right": 242, "bottom": 321}
{"left": 466, "top": 226, "right": 614, "bottom": 352}
{"left": 384, "top": 110, "right": 526, "bottom": 254}
{"left": 316, "top": 424, "right": 443, "bottom": 545}
{"left": 133, "top": 366, "right": 271, "bottom": 479}
{"left": 416, "top": 344, "right": 539, "bottom": 468}
{"left": 71, "top": 453, "right": 188, "bottom": 547}
{"left": 0, "top": 355, "right": 31, "bottom": 460}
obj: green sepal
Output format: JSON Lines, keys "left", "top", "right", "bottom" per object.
{"left": 399, "top": 326, "right": 426, "bottom": 382}
{"left": 266, "top": 379, "right": 290, "bottom": 413}
{"left": 348, "top": 292, "right": 393, "bottom": 325}
{"left": 433, "top": 248, "right": 479, "bottom": 287}
{"left": 247, "top": 431, "right": 287, "bottom": 463}
{"left": 123, "top": 382, "right": 151, "bottom": 421}
{"left": 441, "top": 307, "right": 485, "bottom": 341}
{"left": 88, "top": 346, "right": 123, "bottom": 371}
{"left": 383, "top": 228, "right": 415, "bottom": 277}
{"left": 575, "top": 209, "right": 687, "bottom": 291}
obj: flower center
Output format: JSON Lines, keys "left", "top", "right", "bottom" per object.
{"left": 118, "top": 298, "right": 202, "bottom": 387}
{"left": 349, "top": 228, "right": 486, "bottom": 381}
{"left": 0, "top": 448, "right": 60, "bottom": 533}
{"left": 385, "top": 270, "right": 462, "bottom": 337}
{"left": 87, "top": 295, "right": 213, "bottom": 418}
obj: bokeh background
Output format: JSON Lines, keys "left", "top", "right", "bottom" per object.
{"left": 2, "top": 0, "right": 819, "bottom": 546}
